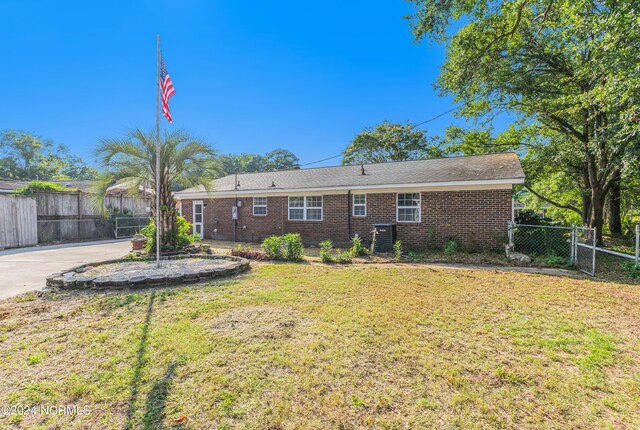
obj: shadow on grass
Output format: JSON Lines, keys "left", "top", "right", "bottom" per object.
{"left": 125, "top": 291, "right": 156, "bottom": 429}
{"left": 142, "top": 360, "right": 182, "bottom": 430}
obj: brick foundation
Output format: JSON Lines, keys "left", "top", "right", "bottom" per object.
{"left": 179, "top": 189, "right": 512, "bottom": 250}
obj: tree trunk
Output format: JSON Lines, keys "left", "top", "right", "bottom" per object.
{"left": 607, "top": 171, "right": 622, "bottom": 235}
{"left": 590, "top": 188, "right": 605, "bottom": 246}
{"left": 582, "top": 193, "right": 591, "bottom": 226}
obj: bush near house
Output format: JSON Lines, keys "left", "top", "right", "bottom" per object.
{"left": 320, "top": 240, "right": 353, "bottom": 264}
{"left": 444, "top": 239, "right": 459, "bottom": 255}
{"left": 261, "top": 234, "right": 304, "bottom": 262}
{"left": 393, "top": 240, "right": 403, "bottom": 260}
{"left": 350, "top": 236, "right": 368, "bottom": 257}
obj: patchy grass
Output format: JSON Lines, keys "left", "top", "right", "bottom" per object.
{"left": 0, "top": 264, "right": 639, "bottom": 429}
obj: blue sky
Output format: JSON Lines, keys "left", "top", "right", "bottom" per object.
{"left": 1, "top": 0, "right": 470, "bottom": 167}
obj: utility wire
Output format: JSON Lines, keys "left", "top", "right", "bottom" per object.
{"left": 297, "top": 101, "right": 469, "bottom": 168}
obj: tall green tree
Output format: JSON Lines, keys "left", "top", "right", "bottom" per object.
{"left": 94, "top": 129, "right": 219, "bottom": 251}
{"left": 407, "top": 0, "right": 640, "bottom": 244}
{"left": 218, "top": 149, "right": 299, "bottom": 175}
{"left": 0, "top": 130, "right": 97, "bottom": 180}
{"left": 343, "top": 121, "right": 442, "bottom": 164}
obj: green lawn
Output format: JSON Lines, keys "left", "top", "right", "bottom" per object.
{"left": 0, "top": 263, "right": 639, "bottom": 429}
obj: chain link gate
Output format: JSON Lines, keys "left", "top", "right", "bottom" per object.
{"left": 571, "top": 226, "right": 596, "bottom": 276}
{"left": 114, "top": 216, "right": 149, "bottom": 238}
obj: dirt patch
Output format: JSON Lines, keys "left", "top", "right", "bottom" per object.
{"left": 211, "top": 306, "right": 309, "bottom": 341}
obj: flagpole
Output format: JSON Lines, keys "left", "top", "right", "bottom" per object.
{"left": 155, "top": 34, "right": 161, "bottom": 268}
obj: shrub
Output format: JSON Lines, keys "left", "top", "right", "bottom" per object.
{"left": 283, "top": 233, "right": 304, "bottom": 262}
{"left": 140, "top": 216, "right": 197, "bottom": 253}
{"left": 262, "top": 236, "right": 284, "bottom": 260}
{"left": 514, "top": 209, "right": 553, "bottom": 226}
{"left": 444, "top": 239, "right": 458, "bottom": 255}
{"left": 350, "top": 236, "right": 368, "bottom": 257}
{"left": 231, "top": 245, "right": 270, "bottom": 261}
{"left": 335, "top": 249, "right": 353, "bottom": 264}
{"left": 261, "top": 234, "right": 304, "bottom": 261}
{"left": 407, "top": 250, "right": 427, "bottom": 260}
{"left": 320, "top": 240, "right": 352, "bottom": 264}
{"left": 544, "top": 254, "right": 570, "bottom": 266}
{"left": 320, "top": 240, "right": 334, "bottom": 263}
{"left": 623, "top": 261, "right": 640, "bottom": 280}
{"left": 15, "top": 180, "right": 78, "bottom": 195}
{"left": 393, "top": 240, "right": 403, "bottom": 260}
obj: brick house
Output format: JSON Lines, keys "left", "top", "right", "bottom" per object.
{"left": 175, "top": 153, "right": 525, "bottom": 250}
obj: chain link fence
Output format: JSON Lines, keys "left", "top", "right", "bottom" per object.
{"left": 114, "top": 216, "right": 149, "bottom": 238}
{"left": 508, "top": 223, "right": 596, "bottom": 275}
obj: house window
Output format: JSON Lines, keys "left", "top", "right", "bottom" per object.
{"left": 353, "top": 194, "right": 366, "bottom": 217}
{"left": 397, "top": 193, "right": 421, "bottom": 223}
{"left": 253, "top": 197, "right": 267, "bottom": 216}
{"left": 288, "top": 196, "right": 323, "bottom": 221}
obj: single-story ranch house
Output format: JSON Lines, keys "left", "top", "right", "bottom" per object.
{"left": 175, "top": 152, "right": 525, "bottom": 249}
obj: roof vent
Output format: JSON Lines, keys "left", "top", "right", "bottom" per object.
{"left": 360, "top": 164, "right": 366, "bottom": 175}
{"left": 236, "top": 180, "right": 241, "bottom": 188}
{"left": 270, "top": 181, "right": 276, "bottom": 188}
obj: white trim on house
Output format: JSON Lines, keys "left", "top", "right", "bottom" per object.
{"left": 288, "top": 196, "right": 323, "bottom": 221}
{"left": 192, "top": 200, "right": 204, "bottom": 237}
{"left": 175, "top": 178, "right": 523, "bottom": 200}
{"left": 353, "top": 194, "right": 366, "bottom": 217}
{"left": 396, "top": 192, "right": 421, "bottom": 223}
{"left": 253, "top": 196, "right": 267, "bottom": 216}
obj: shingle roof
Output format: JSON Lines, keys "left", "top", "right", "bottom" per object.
{"left": 177, "top": 152, "right": 524, "bottom": 195}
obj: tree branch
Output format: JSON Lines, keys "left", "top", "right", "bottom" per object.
{"left": 533, "top": 0, "right": 555, "bottom": 35}
{"left": 524, "top": 183, "right": 583, "bottom": 216}
{"left": 478, "top": 0, "right": 529, "bottom": 57}
{"left": 542, "top": 113, "right": 587, "bottom": 142}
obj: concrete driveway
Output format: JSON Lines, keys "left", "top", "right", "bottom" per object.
{"left": 0, "top": 240, "right": 130, "bottom": 299}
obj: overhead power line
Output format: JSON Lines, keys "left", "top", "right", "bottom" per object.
{"left": 297, "top": 101, "right": 469, "bottom": 168}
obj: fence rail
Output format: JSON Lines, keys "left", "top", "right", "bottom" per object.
{"left": 595, "top": 225, "right": 639, "bottom": 263}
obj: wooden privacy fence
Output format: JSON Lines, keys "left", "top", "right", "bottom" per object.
{"left": 0, "top": 191, "right": 149, "bottom": 248}
{"left": 0, "top": 195, "right": 38, "bottom": 249}
{"left": 35, "top": 191, "right": 149, "bottom": 244}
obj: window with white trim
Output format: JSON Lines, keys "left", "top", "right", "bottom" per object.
{"left": 253, "top": 197, "right": 267, "bottom": 216}
{"left": 353, "top": 194, "right": 366, "bottom": 217}
{"left": 288, "top": 196, "right": 323, "bottom": 221}
{"left": 396, "top": 193, "right": 421, "bottom": 223}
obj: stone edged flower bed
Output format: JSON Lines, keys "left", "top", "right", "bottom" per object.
{"left": 46, "top": 254, "right": 250, "bottom": 290}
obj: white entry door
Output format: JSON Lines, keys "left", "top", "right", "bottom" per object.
{"left": 193, "top": 200, "right": 204, "bottom": 238}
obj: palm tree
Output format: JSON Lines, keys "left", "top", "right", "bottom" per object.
{"left": 94, "top": 128, "right": 218, "bottom": 250}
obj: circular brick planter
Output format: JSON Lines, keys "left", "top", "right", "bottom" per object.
{"left": 46, "top": 254, "right": 250, "bottom": 290}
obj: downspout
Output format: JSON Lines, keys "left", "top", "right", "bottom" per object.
{"left": 347, "top": 190, "right": 351, "bottom": 240}
{"left": 234, "top": 172, "right": 238, "bottom": 243}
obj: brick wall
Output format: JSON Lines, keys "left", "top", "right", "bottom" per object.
{"left": 178, "top": 188, "right": 512, "bottom": 250}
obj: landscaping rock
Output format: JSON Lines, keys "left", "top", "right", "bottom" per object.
{"left": 47, "top": 255, "right": 250, "bottom": 290}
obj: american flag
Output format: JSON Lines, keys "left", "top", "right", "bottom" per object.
{"left": 160, "top": 55, "right": 176, "bottom": 123}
